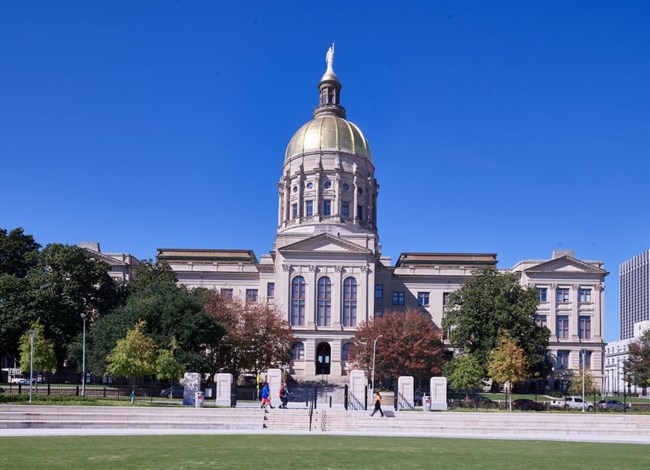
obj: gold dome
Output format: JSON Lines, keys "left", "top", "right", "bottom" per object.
{"left": 285, "top": 115, "right": 372, "bottom": 162}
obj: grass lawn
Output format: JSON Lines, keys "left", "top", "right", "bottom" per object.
{"left": 0, "top": 435, "right": 647, "bottom": 469}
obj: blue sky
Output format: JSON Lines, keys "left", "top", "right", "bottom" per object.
{"left": 2, "top": 1, "right": 649, "bottom": 342}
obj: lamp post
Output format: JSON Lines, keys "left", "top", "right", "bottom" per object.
{"left": 371, "top": 334, "right": 383, "bottom": 393}
{"left": 581, "top": 349, "right": 586, "bottom": 412}
{"left": 81, "top": 313, "right": 87, "bottom": 397}
{"left": 29, "top": 329, "right": 35, "bottom": 403}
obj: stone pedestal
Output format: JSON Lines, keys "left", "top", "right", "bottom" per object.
{"left": 349, "top": 369, "right": 366, "bottom": 411}
{"left": 215, "top": 373, "right": 233, "bottom": 407}
{"left": 429, "top": 376, "right": 448, "bottom": 411}
{"left": 182, "top": 372, "right": 201, "bottom": 406}
{"left": 397, "top": 376, "right": 414, "bottom": 410}
{"left": 267, "top": 368, "right": 282, "bottom": 408}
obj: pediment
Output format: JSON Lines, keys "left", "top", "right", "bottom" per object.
{"left": 524, "top": 256, "right": 606, "bottom": 275}
{"left": 278, "top": 233, "right": 372, "bottom": 255}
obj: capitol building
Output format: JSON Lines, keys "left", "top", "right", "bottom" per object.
{"left": 91, "top": 47, "right": 607, "bottom": 387}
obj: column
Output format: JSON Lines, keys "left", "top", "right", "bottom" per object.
{"left": 570, "top": 284, "right": 579, "bottom": 341}
{"left": 314, "top": 174, "right": 321, "bottom": 218}
{"left": 548, "top": 284, "right": 557, "bottom": 342}
{"left": 306, "top": 266, "right": 317, "bottom": 327}
{"left": 353, "top": 176, "right": 359, "bottom": 224}
{"left": 593, "top": 283, "right": 604, "bottom": 341}
{"left": 332, "top": 266, "right": 343, "bottom": 328}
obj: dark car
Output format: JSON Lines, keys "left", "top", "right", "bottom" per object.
{"left": 597, "top": 399, "right": 630, "bottom": 412}
{"left": 465, "top": 395, "right": 497, "bottom": 408}
{"left": 160, "top": 385, "right": 184, "bottom": 398}
{"left": 512, "top": 398, "right": 544, "bottom": 411}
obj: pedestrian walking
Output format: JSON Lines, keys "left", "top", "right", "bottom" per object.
{"left": 279, "top": 383, "right": 289, "bottom": 409}
{"left": 261, "top": 382, "right": 274, "bottom": 409}
{"left": 370, "top": 390, "right": 384, "bottom": 417}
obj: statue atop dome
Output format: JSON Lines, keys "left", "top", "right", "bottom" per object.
{"left": 325, "top": 43, "right": 335, "bottom": 73}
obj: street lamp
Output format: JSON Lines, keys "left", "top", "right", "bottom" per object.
{"left": 81, "top": 313, "right": 87, "bottom": 397}
{"left": 580, "top": 349, "right": 586, "bottom": 412}
{"left": 371, "top": 334, "right": 383, "bottom": 393}
{"left": 29, "top": 329, "right": 35, "bottom": 403}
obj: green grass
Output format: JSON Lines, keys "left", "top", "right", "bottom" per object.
{"left": 0, "top": 435, "right": 647, "bottom": 469}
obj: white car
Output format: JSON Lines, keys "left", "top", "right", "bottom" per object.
{"left": 550, "top": 396, "right": 594, "bottom": 411}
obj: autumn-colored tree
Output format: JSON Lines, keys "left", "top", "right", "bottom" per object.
{"left": 19, "top": 320, "right": 56, "bottom": 385}
{"left": 445, "top": 353, "right": 484, "bottom": 398}
{"left": 350, "top": 308, "right": 445, "bottom": 385}
{"left": 625, "top": 329, "right": 650, "bottom": 388}
{"left": 568, "top": 368, "right": 599, "bottom": 396}
{"left": 203, "top": 292, "right": 292, "bottom": 379}
{"left": 107, "top": 320, "right": 156, "bottom": 391}
{"left": 156, "top": 338, "right": 186, "bottom": 391}
{"left": 488, "top": 332, "right": 527, "bottom": 410}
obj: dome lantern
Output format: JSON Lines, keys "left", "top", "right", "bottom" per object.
{"left": 314, "top": 43, "right": 346, "bottom": 119}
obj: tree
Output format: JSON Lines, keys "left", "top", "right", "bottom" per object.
{"left": 128, "top": 259, "right": 177, "bottom": 293}
{"left": 18, "top": 321, "right": 56, "bottom": 384}
{"left": 202, "top": 293, "right": 292, "bottom": 380}
{"left": 442, "top": 268, "right": 550, "bottom": 377}
{"left": 445, "top": 353, "right": 485, "bottom": 398}
{"left": 625, "top": 329, "right": 650, "bottom": 388}
{"left": 351, "top": 308, "right": 445, "bottom": 385}
{"left": 107, "top": 320, "right": 156, "bottom": 390}
{"left": 568, "top": 368, "right": 599, "bottom": 396}
{"left": 88, "top": 275, "right": 223, "bottom": 376}
{"left": 488, "top": 332, "right": 527, "bottom": 410}
{"left": 156, "top": 338, "right": 186, "bottom": 391}
{"left": 0, "top": 227, "right": 40, "bottom": 277}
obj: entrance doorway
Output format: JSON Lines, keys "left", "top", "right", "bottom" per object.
{"left": 316, "top": 342, "right": 331, "bottom": 375}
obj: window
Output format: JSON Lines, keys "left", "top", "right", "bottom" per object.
{"left": 220, "top": 288, "right": 233, "bottom": 300}
{"left": 246, "top": 289, "right": 258, "bottom": 303}
{"left": 535, "top": 315, "right": 547, "bottom": 328}
{"left": 291, "top": 342, "right": 304, "bottom": 360}
{"left": 306, "top": 182, "right": 313, "bottom": 190}
{"left": 392, "top": 291, "right": 405, "bottom": 305}
{"left": 342, "top": 342, "right": 352, "bottom": 361}
{"left": 342, "top": 183, "right": 349, "bottom": 191}
{"left": 317, "top": 277, "right": 332, "bottom": 326}
{"left": 343, "top": 277, "right": 357, "bottom": 327}
{"left": 375, "top": 284, "right": 383, "bottom": 300}
{"left": 267, "top": 283, "right": 275, "bottom": 298}
{"left": 578, "top": 288, "right": 592, "bottom": 303}
{"left": 538, "top": 288, "right": 548, "bottom": 302}
{"left": 556, "top": 288, "right": 570, "bottom": 303}
{"left": 323, "top": 199, "right": 332, "bottom": 216}
{"left": 357, "top": 205, "right": 362, "bottom": 220}
{"left": 291, "top": 276, "right": 305, "bottom": 326}
{"left": 306, "top": 200, "right": 314, "bottom": 217}
{"left": 579, "top": 351, "right": 592, "bottom": 369}
{"left": 442, "top": 292, "right": 450, "bottom": 307}
{"left": 341, "top": 201, "right": 349, "bottom": 218}
{"left": 324, "top": 181, "right": 331, "bottom": 189}
{"left": 417, "top": 292, "right": 430, "bottom": 306}
{"left": 557, "top": 351, "right": 569, "bottom": 369}
{"left": 579, "top": 316, "right": 591, "bottom": 339}
{"left": 556, "top": 315, "right": 569, "bottom": 339}
{"left": 292, "top": 203, "right": 298, "bottom": 219}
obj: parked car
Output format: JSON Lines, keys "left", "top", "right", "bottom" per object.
{"left": 512, "top": 399, "right": 544, "bottom": 411}
{"left": 550, "top": 395, "right": 594, "bottom": 411}
{"left": 0, "top": 386, "right": 5, "bottom": 393}
{"left": 597, "top": 399, "right": 630, "bottom": 412}
{"left": 160, "top": 385, "right": 184, "bottom": 399}
{"left": 465, "top": 395, "right": 497, "bottom": 408}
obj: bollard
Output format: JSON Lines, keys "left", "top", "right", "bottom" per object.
{"left": 329, "top": 396, "right": 332, "bottom": 408}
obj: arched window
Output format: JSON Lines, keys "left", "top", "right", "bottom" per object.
{"left": 291, "top": 342, "right": 305, "bottom": 360}
{"left": 343, "top": 277, "right": 357, "bottom": 327}
{"left": 317, "top": 276, "right": 331, "bottom": 326}
{"left": 342, "top": 342, "right": 352, "bottom": 362}
{"left": 291, "top": 276, "right": 305, "bottom": 326}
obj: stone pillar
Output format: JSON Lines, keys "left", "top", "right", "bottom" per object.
{"left": 267, "top": 368, "right": 282, "bottom": 408}
{"left": 332, "top": 266, "right": 343, "bottom": 328}
{"left": 397, "top": 376, "right": 414, "bottom": 411}
{"left": 215, "top": 373, "right": 233, "bottom": 407}
{"left": 349, "top": 369, "right": 366, "bottom": 411}
{"left": 182, "top": 372, "right": 201, "bottom": 406}
{"left": 353, "top": 175, "right": 359, "bottom": 224}
{"left": 429, "top": 377, "right": 448, "bottom": 411}
{"left": 549, "top": 284, "right": 557, "bottom": 341}
{"left": 570, "top": 284, "right": 579, "bottom": 341}
{"left": 306, "top": 266, "right": 317, "bottom": 327}
{"left": 593, "top": 283, "right": 604, "bottom": 341}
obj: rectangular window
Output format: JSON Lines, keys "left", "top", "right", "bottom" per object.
{"left": 535, "top": 315, "right": 547, "bottom": 328}
{"left": 556, "top": 315, "right": 569, "bottom": 339}
{"left": 579, "top": 351, "right": 592, "bottom": 369}
{"left": 306, "top": 200, "right": 313, "bottom": 217}
{"left": 341, "top": 201, "right": 349, "bottom": 218}
{"left": 578, "top": 288, "right": 592, "bottom": 303}
{"left": 556, "top": 288, "right": 570, "bottom": 303}
{"left": 220, "top": 288, "right": 233, "bottom": 300}
{"left": 323, "top": 199, "right": 331, "bottom": 216}
{"left": 417, "top": 292, "right": 430, "bottom": 306}
{"left": 538, "top": 288, "right": 548, "bottom": 302}
{"left": 579, "top": 316, "right": 592, "bottom": 339}
{"left": 291, "top": 203, "right": 298, "bottom": 219}
{"left": 357, "top": 205, "right": 363, "bottom": 220}
{"left": 442, "top": 292, "right": 450, "bottom": 307}
{"left": 375, "top": 284, "right": 383, "bottom": 300}
{"left": 246, "top": 289, "right": 258, "bottom": 304}
{"left": 392, "top": 291, "right": 405, "bottom": 305}
{"left": 267, "top": 283, "right": 275, "bottom": 298}
{"left": 557, "top": 351, "right": 569, "bottom": 369}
